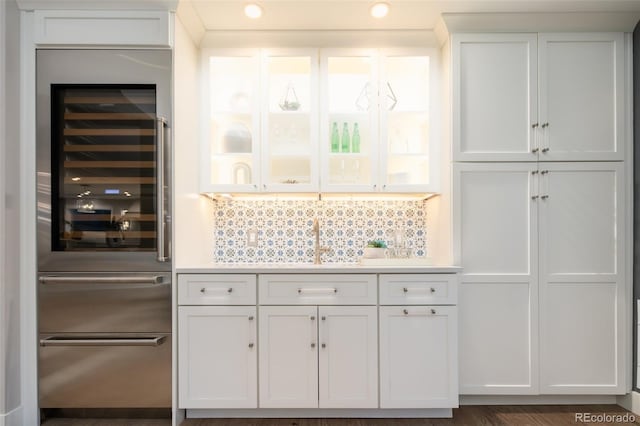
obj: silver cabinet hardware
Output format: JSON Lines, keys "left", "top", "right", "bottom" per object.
{"left": 248, "top": 316, "right": 254, "bottom": 321}
{"left": 40, "top": 275, "right": 163, "bottom": 285}
{"left": 403, "top": 309, "right": 409, "bottom": 315}
{"left": 430, "top": 287, "right": 436, "bottom": 293}
{"left": 541, "top": 123, "right": 549, "bottom": 128}
{"left": 253, "top": 184, "right": 258, "bottom": 189}
{"left": 263, "top": 184, "right": 267, "bottom": 190}
{"left": 227, "top": 288, "right": 233, "bottom": 293}
{"left": 532, "top": 123, "right": 539, "bottom": 128}
{"left": 156, "top": 117, "right": 169, "bottom": 262}
{"left": 531, "top": 170, "right": 538, "bottom": 175}
{"left": 310, "top": 316, "right": 315, "bottom": 321}
{"left": 373, "top": 184, "right": 377, "bottom": 190}
{"left": 532, "top": 148, "right": 539, "bottom": 153}
{"left": 298, "top": 288, "right": 337, "bottom": 295}
{"left": 541, "top": 170, "right": 549, "bottom": 174}
{"left": 248, "top": 343, "right": 254, "bottom": 348}
{"left": 311, "top": 343, "right": 316, "bottom": 348}
{"left": 321, "top": 316, "right": 326, "bottom": 321}
{"left": 541, "top": 195, "right": 549, "bottom": 200}
{"left": 321, "top": 343, "right": 326, "bottom": 348}
{"left": 531, "top": 195, "right": 539, "bottom": 200}
{"left": 40, "top": 336, "right": 166, "bottom": 347}
{"left": 431, "top": 309, "right": 436, "bottom": 315}
{"left": 542, "top": 148, "right": 549, "bottom": 153}
{"left": 200, "top": 287, "right": 206, "bottom": 293}
{"left": 403, "top": 287, "right": 408, "bottom": 293}
{"left": 383, "top": 184, "right": 387, "bottom": 190}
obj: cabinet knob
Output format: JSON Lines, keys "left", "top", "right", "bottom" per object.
{"left": 531, "top": 148, "right": 539, "bottom": 153}
{"left": 541, "top": 170, "right": 549, "bottom": 175}
{"left": 430, "top": 287, "right": 436, "bottom": 293}
{"left": 541, "top": 148, "right": 549, "bottom": 153}
{"left": 531, "top": 170, "right": 538, "bottom": 175}
{"left": 541, "top": 123, "right": 549, "bottom": 128}
{"left": 541, "top": 195, "right": 549, "bottom": 200}
{"left": 531, "top": 123, "right": 539, "bottom": 129}
{"left": 403, "top": 287, "right": 408, "bottom": 293}
{"left": 200, "top": 287, "right": 206, "bottom": 293}
{"left": 403, "top": 309, "right": 409, "bottom": 315}
{"left": 310, "top": 316, "right": 315, "bottom": 321}
{"left": 431, "top": 309, "right": 436, "bottom": 315}
{"left": 248, "top": 316, "right": 254, "bottom": 321}
{"left": 227, "top": 287, "right": 233, "bottom": 293}
{"left": 531, "top": 195, "right": 539, "bottom": 200}
{"left": 373, "top": 184, "right": 377, "bottom": 190}
{"left": 248, "top": 343, "right": 254, "bottom": 348}
{"left": 321, "top": 316, "right": 326, "bottom": 321}
{"left": 311, "top": 343, "right": 316, "bottom": 348}
{"left": 383, "top": 184, "right": 387, "bottom": 190}
{"left": 321, "top": 343, "right": 326, "bottom": 348}
{"left": 253, "top": 184, "right": 258, "bottom": 189}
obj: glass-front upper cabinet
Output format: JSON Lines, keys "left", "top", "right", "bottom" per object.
{"left": 380, "top": 51, "right": 436, "bottom": 192}
{"left": 320, "top": 49, "right": 436, "bottom": 193}
{"left": 203, "top": 50, "right": 260, "bottom": 192}
{"left": 320, "top": 49, "right": 378, "bottom": 192}
{"left": 261, "top": 49, "right": 318, "bottom": 192}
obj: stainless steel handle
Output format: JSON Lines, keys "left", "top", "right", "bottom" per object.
{"left": 39, "top": 275, "right": 164, "bottom": 285}
{"left": 298, "top": 288, "right": 338, "bottom": 295}
{"left": 40, "top": 336, "right": 166, "bottom": 347}
{"left": 156, "top": 117, "right": 169, "bottom": 263}
{"left": 200, "top": 287, "right": 233, "bottom": 294}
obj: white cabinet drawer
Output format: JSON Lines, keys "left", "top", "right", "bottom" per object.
{"left": 379, "top": 274, "right": 457, "bottom": 305}
{"left": 259, "top": 274, "right": 377, "bottom": 305}
{"left": 178, "top": 274, "right": 257, "bottom": 305}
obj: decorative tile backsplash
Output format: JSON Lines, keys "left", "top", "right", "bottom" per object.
{"left": 213, "top": 199, "right": 427, "bottom": 264}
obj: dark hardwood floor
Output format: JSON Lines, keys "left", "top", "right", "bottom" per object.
{"left": 42, "top": 405, "right": 640, "bottom": 426}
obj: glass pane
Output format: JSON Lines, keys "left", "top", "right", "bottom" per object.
{"left": 383, "top": 56, "right": 430, "bottom": 186}
{"left": 52, "top": 85, "right": 157, "bottom": 251}
{"left": 265, "top": 56, "right": 312, "bottom": 186}
{"left": 209, "top": 56, "right": 257, "bottom": 186}
{"left": 327, "top": 56, "right": 373, "bottom": 186}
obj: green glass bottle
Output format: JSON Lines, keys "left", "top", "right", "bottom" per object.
{"left": 330, "top": 122, "right": 340, "bottom": 153}
{"left": 341, "top": 122, "right": 350, "bottom": 153}
{"left": 351, "top": 122, "right": 360, "bottom": 153}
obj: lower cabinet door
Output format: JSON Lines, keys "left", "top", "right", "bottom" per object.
{"left": 178, "top": 306, "right": 257, "bottom": 408}
{"left": 379, "top": 306, "right": 458, "bottom": 408}
{"left": 259, "top": 306, "right": 319, "bottom": 408}
{"left": 318, "top": 306, "right": 378, "bottom": 408}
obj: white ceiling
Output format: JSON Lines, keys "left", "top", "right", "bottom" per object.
{"left": 179, "top": 0, "right": 640, "bottom": 31}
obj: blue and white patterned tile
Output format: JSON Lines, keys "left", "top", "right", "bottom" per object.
{"left": 212, "top": 199, "right": 428, "bottom": 263}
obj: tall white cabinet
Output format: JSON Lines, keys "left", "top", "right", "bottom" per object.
{"left": 452, "top": 32, "right": 629, "bottom": 395}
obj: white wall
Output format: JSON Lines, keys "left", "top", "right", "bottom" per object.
{"left": 174, "top": 15, "right": 215, "bottom": 267}
{"left": 1, "top": 0, "right": 22, "bottom": 424}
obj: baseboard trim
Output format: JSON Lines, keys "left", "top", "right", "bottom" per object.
{"left": 617, "top": 391, "right": 640, "bottom": 415}
{"left": 186, "top": 408, "right": 453, "bottom": 418}
{"left": 460, "top": 395, "right": 617, "bottom": 405}
{"left": 0, "top": 405, "right": 23, "bottom": 426}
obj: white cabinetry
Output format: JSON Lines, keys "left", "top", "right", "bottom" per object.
{"left": 453, "top": 33, "right": 624, "bottom": 162}
{"left": 378, "top": 274, "right": 458, "bottom": 408}
{"left": 258, "top": 274, "right": 378, "bottom": 409}
{"left": 320, "top": 49, "right": 437, "bottom": 193}
{"left": 177, "top": 275, "right": 258, "bottom": 408}
{"left": 454, "top": 161, "right": 625, "bottom": 394}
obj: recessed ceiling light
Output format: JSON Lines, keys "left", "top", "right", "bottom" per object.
{"left": 370, "top": 2, "right": 390, "bottom": 19}
{"left": 244, "top": 3, "right": 263, "bottom": 19}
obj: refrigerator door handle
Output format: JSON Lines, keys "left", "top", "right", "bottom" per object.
{"left": 39, "top": 336, "right": 167, "bottom": 347}
{"left": 156, "top": 116, "right": 170, "bottom": 263}
{"left": 39, "top": 275, "right": 165, "bottom": 285}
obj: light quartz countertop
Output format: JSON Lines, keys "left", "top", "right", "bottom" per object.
{"left": 176, "top": 262, "right": 461, "bottom": 274}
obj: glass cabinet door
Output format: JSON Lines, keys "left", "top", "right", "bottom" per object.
{"left": 204, "top": 52, "right": 260, "bottom": 192}
{"left": 380, "top": 53, "right": 433, "bottom": 192}
{"left": 262, "top": 50, "right": 318, "bottom": 192}
{"left": 321, "top": 50, "right": 378, "bottom": 192}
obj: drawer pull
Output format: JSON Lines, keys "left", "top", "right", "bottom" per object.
{"left": 199, "top": 287, "right": 233, "bottom": 294}
{"left": 298, "top": 288, "right": 338, "bottom": 295}
{"left": 402, "top": 287, "right": 437, "bottom": 294}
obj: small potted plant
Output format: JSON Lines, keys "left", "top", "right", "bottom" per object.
{"left": 363, "top": 239, "right": 388, "bottom": 259}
